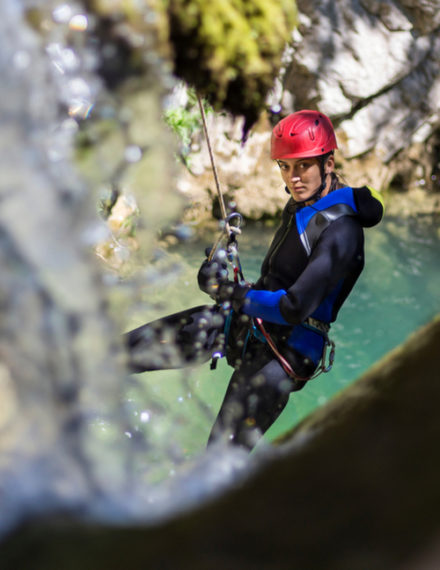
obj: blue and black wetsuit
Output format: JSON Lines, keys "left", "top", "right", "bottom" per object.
{"left": 239, "top": 186, "right": 384, "bottom": 369}
{"left": 125, "top": 185, "right": 384, "bottom": 450}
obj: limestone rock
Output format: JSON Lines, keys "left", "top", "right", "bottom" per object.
{"left": 177, "top": 112, "right": 287, "bottom": 223}
{"left": 279, "top": 0, "right": 440, "bottom": 197}
{"left": 179, "top": 0, "right": 440, "bottom": 222}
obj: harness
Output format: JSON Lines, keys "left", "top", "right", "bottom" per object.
{"left": 252, "top": 317, "right": 335, "bottom": 381}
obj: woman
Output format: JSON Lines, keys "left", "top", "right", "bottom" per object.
{"left": 126, "top": 110, "right": 384, "bottom": 451}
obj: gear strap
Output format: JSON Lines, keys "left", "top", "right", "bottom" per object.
{"left": 254, "top": 317, "right": 335, "bottom": 381}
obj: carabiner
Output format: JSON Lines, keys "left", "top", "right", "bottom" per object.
{"left": 321, "top": 339, "right": 336, "bottom": 373}
{"left": 225, "top": 212, "right": 243, "bottom": 240}
{"left": 208, "top": 212, "right": 243, "bottom": 262}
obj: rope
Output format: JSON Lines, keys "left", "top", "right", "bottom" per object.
{"left": 255, "top": 318, "right": 311, "bottom": 381}
{"left": 255, "top": 317, "right": 335, "bottom": 381}
{"left": 197, "top": 93, "right": 242, "bottom": 262}
{"left": 197, "top": 93, "right": 228, "bottom": 221}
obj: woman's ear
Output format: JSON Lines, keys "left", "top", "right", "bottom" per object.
{"left": 325, "top": 154, "right": 335, "bottom": 174}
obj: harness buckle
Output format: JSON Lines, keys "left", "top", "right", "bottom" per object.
{"left": 305, "top": 317, "right": 330, "bottom": 334}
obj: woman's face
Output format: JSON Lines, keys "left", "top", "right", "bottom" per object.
{"left": 277, "top": 155, "right": 334, "bottom": 203}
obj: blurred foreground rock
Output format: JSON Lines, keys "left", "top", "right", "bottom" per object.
{"left": 2, "top": 315, "right": 440, "bottom": 570}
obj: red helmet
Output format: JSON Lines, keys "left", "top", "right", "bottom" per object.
{"left": 271, "top": 110, "right": 338, "bottom": 160}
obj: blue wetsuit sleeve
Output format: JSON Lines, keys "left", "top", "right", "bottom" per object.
{"left": 279, "top": 216, "right": 364, "bottom": 324}
{"left": 241, "top": 216, "right": 364, "bottom": 326}
{"left": 242, "top": 289, "right": 290, "bottom": 325}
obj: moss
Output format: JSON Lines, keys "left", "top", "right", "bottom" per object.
{"left": 86, "top": 0, "right": 296, "bottom": 125}
{"left": 167, "top": 0, "right": 297, "bottom": 127}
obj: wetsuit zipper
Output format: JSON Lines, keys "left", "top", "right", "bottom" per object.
{"left": 268, "top": 212, "right": 294, "bottom": 273}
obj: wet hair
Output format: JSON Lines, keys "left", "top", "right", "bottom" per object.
{"left": 320, "top": 151, "right": 346, "bottom": 194}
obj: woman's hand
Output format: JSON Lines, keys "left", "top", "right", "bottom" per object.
{"left": 197, "top": 250, "right": 229, "bottom": 299}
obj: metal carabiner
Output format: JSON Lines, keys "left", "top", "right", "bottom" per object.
{"left": 224, "top": 212, "right": 243, "bottom": 241}
{"left": 321, "top": 339, "right": 336, "bottom": 373}
{"left": 225, "top": 213, "right": 245, "bottom": 282}
{"left": 207, "top": 212, "right": 243, "bottom": 263}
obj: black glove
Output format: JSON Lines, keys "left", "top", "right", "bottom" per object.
{"left": 197, "top": 248, "right": 251, "bottom": 311}
{"left": 215, "top": 280, "right": 251, "bottom": 312}
{"left": 197, "top": 250, "right": 229, "bottom": 299}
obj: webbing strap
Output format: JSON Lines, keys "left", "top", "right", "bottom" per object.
{"left": 304, "top": 317, "right": 330, "bottom": 334}
{"left": 252, "top": 318, "right": 335, "bottom": 381}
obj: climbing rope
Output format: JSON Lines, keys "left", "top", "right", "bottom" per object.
{"left": 197, "top": 93, "right": 227, "bottom": 221}
{"left": 196, "top": 93, "right": 241, "bottom": 262}
{"left": 254, "top": 318, "right": 335, "bottom": 381}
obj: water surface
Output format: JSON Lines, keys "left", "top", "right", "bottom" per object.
{"left": 126, "top": 214, "right": 439, "bottom": 465}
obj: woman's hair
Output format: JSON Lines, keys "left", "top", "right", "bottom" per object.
{"left": 329, "top": 172, "right": 343, "bottom": 192}
{"left": 323, "top": 151, "right": 347, "bottom": 193}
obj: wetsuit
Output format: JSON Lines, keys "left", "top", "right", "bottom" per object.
{"left": 125, "top": 185, "right": 384, "bottom": 450}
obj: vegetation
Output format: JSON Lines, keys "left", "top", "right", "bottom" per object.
{"left": 88, "top": 0, "right": 297, "bottom": 128}
{"left": 167, "top": 0, "right": 297, "bottom": 127}
{"left": 163, "top": 86, "right": 212, "bottom": 167}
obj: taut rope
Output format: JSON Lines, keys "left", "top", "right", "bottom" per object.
{"left": 197, "top": 94, "right": 228, "bottom": 221}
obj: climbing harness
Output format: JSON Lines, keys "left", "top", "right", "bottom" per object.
{"left": 254, "top": 318, "right": 335, "bottom": 381}
{"left": 197, "top": 93, "right": 335, "bottom": 381}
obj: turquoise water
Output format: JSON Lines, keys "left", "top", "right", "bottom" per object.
{"left": 126, "top": 214, "right": 439, "bottom": 466}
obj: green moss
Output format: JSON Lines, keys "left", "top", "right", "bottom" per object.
{"left": 167, "top": 0, "right": 297, "bottom": 126}
{"left": 86, "top": 0, "right": 296, "bottom": 125}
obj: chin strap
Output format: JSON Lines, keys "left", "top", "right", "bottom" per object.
{"left": 300, "top": 182, "right": 325, "bottom": 205}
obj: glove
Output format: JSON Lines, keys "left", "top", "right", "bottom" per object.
{"left": 216, "top": 280, "right": 251, "bottom": 312}
{"left": 197, "top": 249, "right": 229, "bottom": 299}
{"left": 197, "top": 247, "right": 251, "bottom": 311}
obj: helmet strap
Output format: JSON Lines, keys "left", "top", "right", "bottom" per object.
{"left": 315, "top": 154, "right": 329, "bottom": 198}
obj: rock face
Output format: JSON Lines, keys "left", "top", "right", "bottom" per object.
{"left": 167, "top": 0, "right": 297, "bottom": 127}
{"left": 176, "top": 112, "right": 288, "bottom": 223}
{"left": 179, "top": 0, "right": 440, "bottom": 222}
{"left": 273, "top": 0, "right": 440, "bottom": 213}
